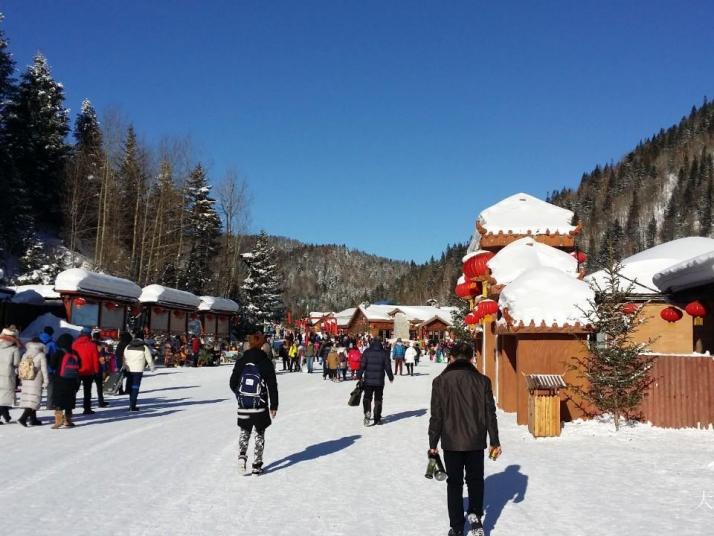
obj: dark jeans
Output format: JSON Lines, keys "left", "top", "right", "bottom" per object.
{"left": 79, "top": 375, "right": 101, "bottom": 411}
{"left": 282, "top": 357, "right": 289, "bottom": 371}
{"left": 94, "top": 374, "right": 105, "bottom": 404}
{"left": 406, "top": 363, "right": 414, "bottom": 375}
{"left": 362, "top": 385, "right": 384, "bottom": 422}
{"left": 126, "top": 372, "right": 144, "bottom": 409}
{"left": 394, "top": 359, "right": 404, "bottom": 375}
{"left": 46, "top": 375, "right": 55, "bottom": 409}
{"left": 444, "top": 450, "right": 485, "bottom": 530}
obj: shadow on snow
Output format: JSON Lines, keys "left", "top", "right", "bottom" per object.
{"left": 71, "top": 397, "right": 228, "bottom": 426}
{"left": 262, "top": 435, "right": 361, "bottom": 474}
{"left": 462, "top": 464, "right": 528, "bottom": 535}
{"left": 381, "top": 408, "right": 427, "bottom": 424}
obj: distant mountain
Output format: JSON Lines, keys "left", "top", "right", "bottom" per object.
{"left": 548, "top": 99, "right": 714, "bottom": 270}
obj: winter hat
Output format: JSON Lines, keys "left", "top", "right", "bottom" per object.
{"left": 1, "top": 328, "right": 17, "bottom": 337}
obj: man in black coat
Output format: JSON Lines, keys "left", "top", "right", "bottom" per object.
{"left": 357, "top": 337, "right": 394, "bottom": 426}
{"left": 428, "top": 342, "right": 501, "bottom": 536}
{"left": 229, "top": 329, "right": 279, "bottom": 475}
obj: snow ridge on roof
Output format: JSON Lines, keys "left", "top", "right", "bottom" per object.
{"left": 9, "top": 285, "right": 61, "bottom": 304}
{"left": 140, "top": 285, "right": 201, "bottom": 308}
{"left": 653, "top": 249, "right": 714, "bottom": 292}
{"left": 499, "top": 267, "right": 594, "bottom": 328}
{"left": 587, "top": 237, "right": 714, "bottom": 295}
{"left": 478, "top": 193, "right": 577, "bottom": 236}
{"left": 54, "top": 268, "right": 141, "bottom": 300}
{"left": 488, "top": 237, "right": 578, "bottom": 286}
{"left": 198, "top": 296, "right": 239, "bottom": 313}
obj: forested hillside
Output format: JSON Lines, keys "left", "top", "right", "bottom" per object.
{"left": 548, "top": 100, "right": 714, "bottom": 270}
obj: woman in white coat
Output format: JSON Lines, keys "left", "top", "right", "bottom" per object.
{"left": 18, "top": 338, "right": 49, "bottom": 426}
{"left": 123, "top": 338, "right": 155, "bottom": 411}
{"left": 404, "top": 342, "right": 417, "bottom": 376}
{"left": 0, "top": 327, "right": 22, "bottom": 423}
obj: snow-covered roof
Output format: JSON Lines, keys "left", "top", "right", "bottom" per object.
{"left": 198, "top": 296, "right": 239, "bottom": 313}
{"left": 488, "top": 237, "right": 579, "bottom": 286}
{"left": 19, "top": 312, "right": 83, "bottom": 343}
{"left": 499, "top": 267, "right": 594, "bottom": 328}
{"left": 9, "top": 285, "right": 61, "bottom": 305}
{"left": 387, "top": 306, "right": 458, "bottom": 325}
{"left": 54, "top": 268, "right": 141, "bottom": 300}
{"left": 139, "top": 285, "right": 201, "bottom": 309}
{"left": 477, "top": 193, "right": 577, "bottom": 236}
{"left": 653, "top": 249, "right": 714, "bottom": 293}
{"left": 587, "top": 237, "right": 714, "bottom": 295}
{"left": 359, "top": 304, "right": 399, "bottom": 321}
{"left": 335, "top": 308, "right": 357, "bottom": 327}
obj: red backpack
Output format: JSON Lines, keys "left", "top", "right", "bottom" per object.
{"left": 60, "top": 351, "right": 80, "bottom": 379}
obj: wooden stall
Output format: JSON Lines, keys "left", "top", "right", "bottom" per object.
{"left": 54, "top": 268, "right": 141, "bottom": 338}
{"left": 139, "top": 284, "right": 201, "bottom": 335}
{"left": 198, "top": 296, "right": 239, "bottom": 337}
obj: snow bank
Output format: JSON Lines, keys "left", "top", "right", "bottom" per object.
{"left": 653, "top": 249, "right": 714, "bottom": 292}
{"left": 19, "top": 312, "right": 82, "bottom": 343}
{"left": 9, "top": 284, "right": 62, "bottom": 305}
{"left": 499, "top": 267, "right": 594, "bottom": 327}
{"left": 478, "top": 193, "right": 577, "bottom": 235}
{"left": 54, "top": 268, "right": 141, "bottom": 300}
{"left": 587, "top": 237, "right": 714, "bottom": 295}
{"left": 198, "top": 296, "right": 239, "bottom": 313}
{"left": 139, "top": 284, "right": 201, "bottom": 308}
{"left": 488, "top": 237, "right": 578, "bottom": 285}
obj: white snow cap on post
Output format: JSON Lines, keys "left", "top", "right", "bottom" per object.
{"left": 499, "top": 267, "right": 594, "bottom": 327}
{"left": 587, "top": 237, "right": 714, "bottom": 295}
{"left": 487, "top": 237, "right": 578, "bottom": 285}
{"left": 139, "top": 285, "right": 201, "bottom": 308}
{"left": 54, "top": 268, "right": 141, "bottom": 300}
{"left": 198, "top": 296, "right": 239, "bottom": 313}
{"left": 477, "top": 193, "right": 577, "bottom": 235}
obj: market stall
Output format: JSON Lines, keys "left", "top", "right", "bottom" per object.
{"left": 139, "top": 284, "right": 201, "bottom": 335}
{"left": 198, "top": 296, "right": 239, "bottom": 337}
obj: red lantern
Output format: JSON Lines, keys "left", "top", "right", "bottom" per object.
{"left": 104, "top": 302, "right": 121, "bottom": 310}
{"left": 464, "top": 312, "right": 479, "bottom": 325}
{"left": 455, "top": 279, "right": 481, "bottom": 299}
{"left": 173, "top": 310, "right": 185, "bottom": 318}
{"left": 477, "top": 299, "right": 499, "bottom": 321}
{"left": 153, "top": 307, "right": 164, "bottom": 315}
{"left": 571, "top": 250, "right": 587, "bottom": 264}
{"left": 74, "top": 297, "right": 87, "bottom": 307}
{"left": 685, "top": 300, "right": 706, "bottom": 326}
{"left": 660, "top": 306, "right": 683, "bottom": 323}
{"left": 621, "top": 302, "right": 638, "bottom": 315}
{"left": 463, "top": 251, "right": 495, "bottom": 281}
{"left": 190, "top": 313, "right": 198, "bottom": 320}
{"left": 206, "top": 314, "right": 214, "bottom": 321}
{"left": 131, "top": 306, "right": 143, "bottom": 316}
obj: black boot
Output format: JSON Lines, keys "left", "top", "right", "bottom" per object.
{"left": 1, "top": 407, "right": 11, "bottom": 423}
{"left": 18, "top": 408, "right": 31, "bottom": 427}
{"left": 30, "top": 410, "right": 43, "bottom": 426}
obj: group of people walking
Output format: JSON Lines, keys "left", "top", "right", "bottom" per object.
{"left": 0, "top": 324, "right": 155, "bottom": 429}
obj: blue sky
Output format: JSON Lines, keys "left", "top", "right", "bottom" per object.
{"left": 3, "top": 1, "right": 714, "bottom": 262}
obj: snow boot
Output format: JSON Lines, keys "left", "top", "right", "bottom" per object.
{"left": 466, "top": 513, "right": 484, "bottom": 536}
{"left": 18, "top": 409, "right": 31, "bottom": 427}
{"left": 238, "top": 457, "right": 247, "bottom": 472}
{"left": 63, "top": 413, "right": 75, "bottom": 428}
{"left": 252, "top": 463, "right": 264, "bottom": 476}
{"left": 447, "top": 529, "right": 464, "bottom": 536}
{"left": 363, "top": 411, "right": 371, "bottom": 427}
{"left": 51, "top": 411, "right": 63, "bottom": 429}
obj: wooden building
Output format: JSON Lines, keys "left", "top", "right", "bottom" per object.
{"left": 139, "top": 284, "right": 201, "bottom": 336}
{"left": 198, "top": 296, "right": 239, "bottom": 337}
{"left": 54, "top": 268, "right": 141, "bottom": 338}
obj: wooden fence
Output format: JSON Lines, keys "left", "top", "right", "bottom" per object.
{"left": 640, "top": 353, "right": 714, "bottom": 429}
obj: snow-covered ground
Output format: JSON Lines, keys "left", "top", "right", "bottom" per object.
{"left": 1, "top": 360, "right": 712, "bottom": 535}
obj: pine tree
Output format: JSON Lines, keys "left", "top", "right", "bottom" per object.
{"left": 4, "top": 53, "right": 69, "bottom": 227}
{"left": 240, "top": 231, "right": 285, "bottom": 327}
{"left": 181, "top": 164, "right": 221, "bottom": 295}
{"left": 116, "top": 126, "right": 146, "bottom": 277}
{"left": 572, "top": 261, "right": 657, "bottom": 430}
{"left": 66, "top": 99, "right": 104, "bottom": 257}
{"left": 0, "top": 13, "right": 16, "bottom": 254}
{"left": 13, "top": 235, "right": 68, "bottom": 285}
{"left": 645, "top": 217, "right": 657, "bottom": 249}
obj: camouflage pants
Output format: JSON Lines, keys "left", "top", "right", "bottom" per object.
{"left": 239, "top": 427, "right": 265, "bottom": 467}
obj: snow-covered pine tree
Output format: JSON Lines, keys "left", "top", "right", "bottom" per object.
{"left": 181, "top": 164, "right": 221, "bottom": 295}
{"left": 66, "top": 99, "right": 104, "bottom": 257}
{"left": 240, "top": 231, "right": 285, "bottom": 327}
{"left": 13, "top": 236, "right": 67, "bottom": 285}
{"left": 0, "top": 13, "right": 19, "bottom": 255}
{"left": 573, "top": 255, "right": 657, "bottom": 430}
{"left": 4, "top": 53, "right": 69, "bottom": 228}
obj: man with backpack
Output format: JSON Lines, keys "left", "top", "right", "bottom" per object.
{"left": 229, "top": 329, "right": 278, "bottom": 475}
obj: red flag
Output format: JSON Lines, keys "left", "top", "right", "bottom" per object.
{"left": 287, "top": 311, "right": 292, "bottom": 325}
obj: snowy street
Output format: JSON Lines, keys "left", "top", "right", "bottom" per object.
{"left": 1, "top": 360, "right": 712, "bottom": 536}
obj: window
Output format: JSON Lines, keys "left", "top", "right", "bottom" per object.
{"left": 72, "top": 302, "right": 99, "bottom": 327}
